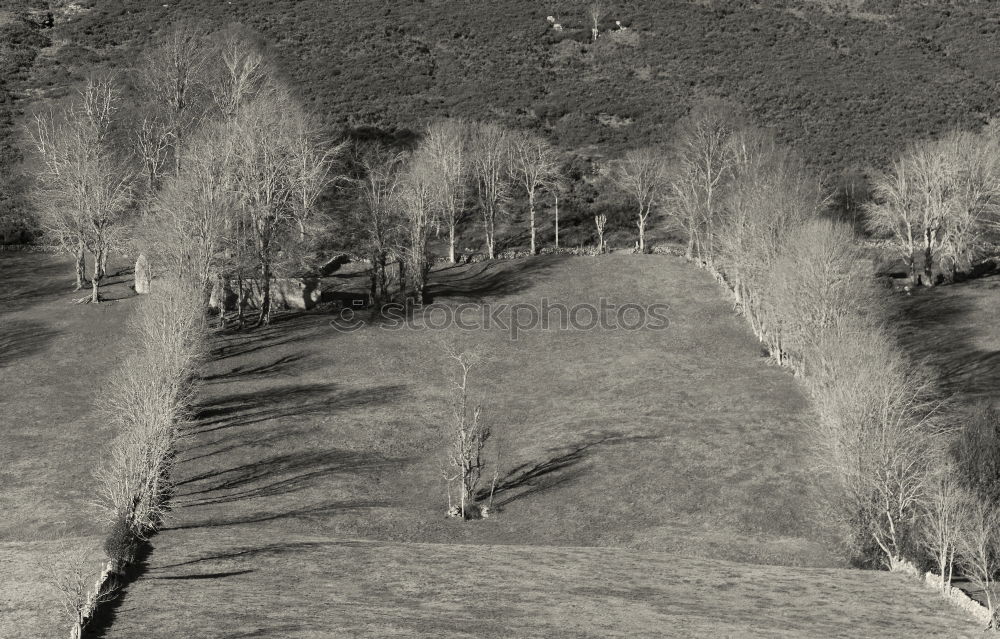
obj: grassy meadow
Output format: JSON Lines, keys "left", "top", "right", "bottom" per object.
{"left": 0, "top": 251, "right": 137, "bottom": 638}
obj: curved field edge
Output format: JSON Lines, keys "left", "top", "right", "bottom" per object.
{"left": 99, "top": 534, "right": 987, "bottom": 639}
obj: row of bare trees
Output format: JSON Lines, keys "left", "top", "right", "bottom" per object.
{"left": 27, "top": 26, "right": 340, "bottom": 323}
{"left": 352, "top": 119, "right": 565, "bottom": 304}
{"left": 658, "top": 106, "right": 1000, "bottom": 623}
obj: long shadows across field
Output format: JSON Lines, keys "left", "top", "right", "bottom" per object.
{"left": 424, "top": 253, "right": 569, "bottom": 303}
{"left": 897, "top": 275, "right": 1000, "bottom": 404}
{"left": 0, "top": 319, "right": 61, "bottom": 368}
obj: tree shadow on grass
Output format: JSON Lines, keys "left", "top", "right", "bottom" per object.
{"left": 172, "top": 449, "right": 399, "bottom": 508}
{"left": 0, "top": 319, "right": 59, "bottom": 367}
{"left": 161, "top": 498, "right": 389, "bottom": 531}
{"left": 83, "top": 540, "right": 153, "bottom": 639}
{"left": 0, "top": 253, "right": 76, "bottom": 315}
{"left": 424, "top": 254, "right": 570, "bottom": 303}
{"left": 481, "top": 432, "right": 662, "bottom": 508}
{"left": 896, "top": 281, "right": 1000, "bottom": 399}
{"left": 201, "top": 353, "right": 310, "bottom": 384}
{"left": 185, "top": 383, "right": 408, "bottom": 437}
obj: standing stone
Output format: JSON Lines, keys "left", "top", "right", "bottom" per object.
{"left": 134, "top": 254, "right": 151, "bottom": 294}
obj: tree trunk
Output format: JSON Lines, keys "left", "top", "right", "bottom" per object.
{"left": 98, "top": 249, "right": 108, "bottom": 280}
{"left": 90, "top": 251, "right": 101, "bottom": 303}
{"left": 448, "top": 224, "right": 456, "bottom": 264}
{"left": 396, "top": 258, "right": 406, "bottom": 297}
{"left": 923, "top": 239, "right": 935, "bottom": 287}
{"left": 257, "top": 260, "right": 271, "bottom": 326}
{"left": 686, "top": 233, "right": 695, "bottom": 261}
{"left": 554, "top": 195, "right": 559, "bottom": 249}
{"left": 74, "top": 242, "right": 86, "bottom": 290}
{"left": 637, "top": 215, "right": 646, "bottom": 253}
{"left": 529, "top": 193, "right": 536, "bottom": 255}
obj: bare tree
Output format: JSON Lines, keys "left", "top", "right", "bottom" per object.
{"left": 611, "top": 147, "right": 667, "bottom": 253}
{"left": 139, "top": 121, "right": 238, "bottom": 305}
{"left": 716, "top": 147, "right": 823, "bottom": 362}
{"left": 766, "top": 218, "right": 885, "bottom": 375}
{"left": 43, "top": 545, "right": 115, "bottom": 639}
{"left": 354, "top": 144, "right": 405, "bottom": 306}
{"left": 958, "top": 498, "right": 1000, "bottom": 624}
{"left": 211, "top": 30, "right": 270, "bottom": 121}
{"left": 667, "top": 105, "right": 738, "bottom": 262}
{"left": 863, "top": 134, "right": 998, "bottom": 287}
{"left": 470, "top": 121, "right": 513, "bottom": 260}
{"left": 588, "top": 3, "right": 604, "bottom": 41}
{"left": 594, "top": 213, "right": 607, "bottom": 254}
{"left": 134, "top": 22, "right": 212, "bottom": 177}
{"left": 28, "top": 75, "right": 136, "bottom": 303}
{"left": 510, "top": 130, "right": 561, "bottom": 255}
{"left": 551, "top": 175, "right": 569, "bottom": 250}
{"left": 442, "top": 348, "right": 495, "bottom": 520}
{"left": 936, "top": 132, "right": 1000, "bottom": 281}
{"left": 920, "top": 463, "right": 971, "bottom": 592}
{"left": 423, "top": 118, "right": 470, "bottom": 263}
{"left": 808, "top": 324, "right": 941, "bottom": 568}
{"left": 399, "top": 148, "right": 438, "bottom": 304}
{"left": 286, "top": 110, "right": 344, "bottom": 241}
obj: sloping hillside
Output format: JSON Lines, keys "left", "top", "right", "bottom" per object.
{"left": 76, "top": 253, "right": 987, "bottom": 637}
{"left": 10, "top": 0, "right": 1000, "bottom": 173}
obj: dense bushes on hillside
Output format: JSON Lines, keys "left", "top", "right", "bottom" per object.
{"left": 17, "top": 0, "right": 1000, "bottom": 171}
{"left": 0, "top": 3, "right": 49, "bottom": 228}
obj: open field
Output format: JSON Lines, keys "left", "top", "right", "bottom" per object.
{"left": 898, "top": 273, "right": 1000, "bottom": 410}
{"left": 0, "top": 251, "right": 138, "bottom": 638}
{"left": 50, "top": 252, "right": 972, "bottom": 637}
{"left": 2, "top": 251, "right": 996, "bottom": 637}
{"left": 98, "top": 534, "right": 986, "bottom": 639}
{"left": 139, "top": 254, "right": 834, "bottom": 564}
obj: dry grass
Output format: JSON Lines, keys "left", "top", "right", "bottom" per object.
{"left": 101, "top": 532, "right": 987, "bottom": 638}
{"left": 0, "top": 251, "right": 138, "bottom": 541}
{"left": 5, "top": 252, "right": 994, "bottom": 637}
{"left": 0, "top": 252, "right": 138, "bottom": 638}
{"left": 150, "top": 254, "right": 834, "bottom": 564}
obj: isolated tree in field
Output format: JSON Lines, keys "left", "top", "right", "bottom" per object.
{"left": 958, "top": 499, "right": 1000, "bottom": 622}
{"left": 668, "top": 105, "right": 738, "bottom": 262}
{"left": 399, "top": 149, "right": 438, "bottom": 304}
{"left": 611, "top": 147, "right": 667, "bottom": 253}
{"left": 354, "top": 144, "right": 405, "bottom": 305}
{"left": 594, "top": 213, "right": 607, "bottom": 254}
{"left": 470, "top": 122, "right": 513, "bottom": 260}
{"left": 29, "top": 75, "right": 135, "bottom": 302}
{"left": 423, "top": 118, "right": 470, "bottom": 263}
{"left": 919, "top": 463, "right": 970, "bottom": 592}
{"left": 441, "top": 348, "right": 498, "bottom": 519}
{"left": 510, "top": 130, "right": 561, "bottom": 255}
